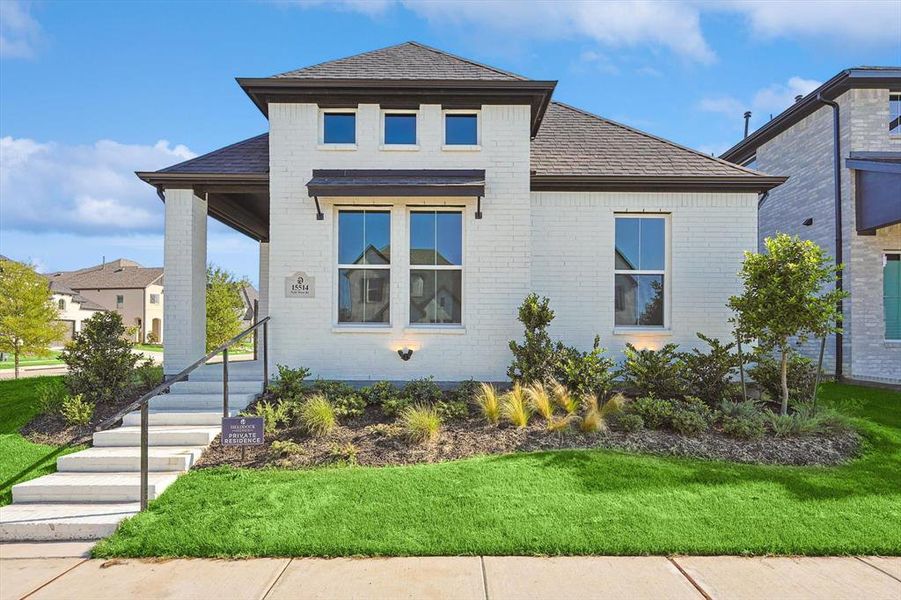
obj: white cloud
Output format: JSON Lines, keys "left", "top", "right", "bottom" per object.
{"left": 577, "top": 50, "right": 621, "bottom": 75}
{"left": 718, "top": 0, "right": 901, "bottom": 47}
{"left": 0, "top": 136, "right": 195, "bottom": 235}
{"left": 699, "top": 76, "right": 822, "bottom": 121}
{"left": 0, "top": 0, "right": 42, "bottom": 59}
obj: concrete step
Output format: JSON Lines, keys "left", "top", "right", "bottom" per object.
{"left": 148, "top": 393, "right": 256, "bottom": 411}
{"left": 122, "top": 409, "right": 239, "bottom": 426}
{"left": 170, "top": 380, "right": 264, "bottom": 394}
{"left": 0, "top": 503, "right": 140, "bottom": 541}
{"left": 11, "top": 472, "right": 180, "bottom": 503}
{"left": 57, "top": 446, "right": 204, "bottom": 472}
{"left": 93, "top": 426, "right": 220, "bottom": 447}
{"left": 189, "top": 363, "right": 264, "bottom": 382}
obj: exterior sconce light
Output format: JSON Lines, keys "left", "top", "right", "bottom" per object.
{"left": 803, "top": 217, "right": 813, "bottom": 226}
{"left": 397, "top": 347, "right": 414, "bottom": 361}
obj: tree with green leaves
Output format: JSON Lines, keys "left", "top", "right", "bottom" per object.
{"left": 206, "top": 265, "right": 247, "bottom": 352}
{"left": 61, "top": 311, "right": 139, "bottom": 404}
{"left": 0, "top": 258, "right": 66, "bottom": 379}
{"left": 728, "top": 234, "right": 847, "bottom": 415}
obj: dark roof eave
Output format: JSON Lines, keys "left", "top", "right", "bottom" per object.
{"left": 236, "top": 77, "right": 557, "bottom": 137}
{"left": 135, "top": 171, "right": 269, "bottom": 188}
{"left": 721, "top": 68, "right": 901, "bottom": 163}
{"left": 530, "top": 175, "right": 788, "bottom": 193}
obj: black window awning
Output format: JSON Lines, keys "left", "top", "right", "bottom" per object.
{"left": 307, "top": 169, "right": 485, "bottom": 197}
{"left": 846, "top": 153, "right": 901, "bottom": 234}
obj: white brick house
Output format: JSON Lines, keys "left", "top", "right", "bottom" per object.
{"left": 722, "top": 68, "right": 901, "bottom": 385}
{"left": 139, "top": 42, "right": 784, "bottom": 381}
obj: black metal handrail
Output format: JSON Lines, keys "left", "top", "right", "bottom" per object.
{"left": 96, "top": 316, "right": 270, "bottom": 510}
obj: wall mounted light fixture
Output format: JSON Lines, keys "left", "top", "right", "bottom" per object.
{"left": 397, "top": 347, "right": 414, "bottom": 361}
{"left": 803, "top": 217, "right": 814, "bottom": 226}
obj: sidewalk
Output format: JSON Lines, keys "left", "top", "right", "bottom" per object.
{"left": 1, "top": 543, "right": 898, "bottom": 600}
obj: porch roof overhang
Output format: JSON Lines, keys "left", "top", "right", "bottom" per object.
{"left": 306, "top": 169, "right": 486, "bottom": 197}
{"left": 846, "top": 152, "right": 901, "bottom": 234}
{"left": 136, "top": 172, "right": 271, "bottom": 242}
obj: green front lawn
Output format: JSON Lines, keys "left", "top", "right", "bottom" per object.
{"left": 0, "top": 352, "right": 63, "bottom": 370}
{"left": 94, "top": 383, "right": 901, "bottom": 558}
{"left": 0, "top": 377, "right": 78, "bottom": 505}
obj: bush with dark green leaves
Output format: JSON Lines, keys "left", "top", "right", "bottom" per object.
{"left": 680, "top": 333, "right": 741, "bottom": 406}
{"left": 626, "top": 395, "right": 674, "bottom": 429}
{"left": 36, "top": 378, "right": 67, "bottom": 415}
{"left": 332, "top": 394, "right": 366, "bottom": 419}
{"left": 671, "top": 409, "right": 708, "bottom": 435}
{"left": 748, "top": 352, "right": 817, "bottom": 404}
{"left": 435, "top": 399, "right": 469, "bottom": 421}
{"left": 133, "top": 359, "right": 163, "bottom": 390}
{"left": 557, "top": 336, "right": 617, "bottom": 399}
{"left": 721, "top": 414, "right": 765, "bottom": 440}
{"left": 361, "top": 380, "right": 399, "bottom": 407}
{"left": 621, "top": 343, "right": 686, "bottom": 399}
{"left": 61, "top": 311, "right": 140, "bottom": 405}
{"left": 450, "top": 379, "right": 480, "bottom": 405}
{"left": 611, "top": 412, "right": 644, "bottom": 433}
{"left": 507, "top": 294, "right": 563, "bottom": 384}
{"left": 270, "top": 365, "right": 311, "bottom": 400}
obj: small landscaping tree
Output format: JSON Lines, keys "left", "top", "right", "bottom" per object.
{"left": 61, "top": 311, "right": 139, "bottom": 405}
{"left": 0, "top": 258, "right": 66, "bottom": 379}
{"left": 507, "top": 293, "right": 561, "bottom": 384}
{"left": 206, "top": 265, "right": 246, "bottom": 351}
{"left": 728, "top": 234, "right": 847, "bottom": 415}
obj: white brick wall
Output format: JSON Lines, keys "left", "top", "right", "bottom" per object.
{"left": 267, "top": 103, "right": 531, "bottom": 381}
{"left": 757, "top": 88, "right": 901, "bottom": 383}
{"left": 531, "top": 192, "right": 758, "bottom": 357}
{"left": 163, "top": 188, "right": 207, "bottom": 375}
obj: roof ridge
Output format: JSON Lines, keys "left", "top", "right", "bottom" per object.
{"left": 160, "top": 133, "right": 268, "bottom": 173}
{"left": 402, "top": 41, "right": 528, "bottom": 81}
{"left": 272, "top": 42, "right": 412, "bottom": 78}
{"left": 549, "top": 101, "right": 767, "bottom": 177}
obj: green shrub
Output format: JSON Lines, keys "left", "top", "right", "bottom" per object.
{"left": 748, "top": 352, "right": 816, "bottom": 403}
{"left": 502, "top": 384, "right": 532, "bottom": 428}
{"left": 298, "top": 394, "right": 337, "bottom": 437}
{"left": 722, "top": 414, "right": 765, "bottom": 439}
{"left": 719, "top": 398, "right": 763, "bottom": 420}
{"left": 400, "top": 404, "right": 442, "bottom": 444}
{"left": 671, "top": 409, "right": 708, "bottom": 435}
{"left": 507, "top": 293, "right": 561, "bottom": 384}
{"left": 360, "top": 381, "right": 398, "bottom": 407}
{"left": 332, "top": 394, "right": 366, "bottom": 419}
{"left": 61, "top": 394, "right": 94, "bottom": 426}
{"left": 248, "top": 400, "right": 289, "bottom": 436}
{"left": 676, "top": 395, "right": 713, "bottom": 423}
{"left": 612, "top": 412, "right": 644, "bottom": 433}
{"left": 475, "top": 383, "right": 502, "bottom": 425}
{"left": 61, "top": 311, "right": 139, "bottom": 405}
{"left": 808, "top": 407, "right": 853, "bottom": 434}
{"left": 627, "top": 395, "right": 674, "bottom": 429}
{"left": 382, "top": 396, "right": 412, "bottom": 418}
{"left": 621, "top": 343, "right": 686, "bottom": 399}
{"left": 133, "top": 359, "right": 163, "bottom": 390}
{"left": 557, "top": 337, "right": 617, "bottom": 399}
{"left": 270, "top": 440, "right": 303, "bottom": 458}
{"left": 36, "top": 378, "right": 67, "bottom": 415}
{"left": 680, "top": 333, "right": 740, "bottom": 406}
{"left": 329, "top": 442, "right": 359, "bottom": 466}
{"left": 435, "top": 399, "right": 469, "bottom": 421}
{"left": 766, "top": 411, "right": 804, "bottom": 437}
{"left": 270, "top": 364, "right": 311, "bottom": 400}
{"left": 311, "top": 379, "right": 357, "bottom": 400}
{"left": 402, "top": 377, "right": 443, "bottom": 405}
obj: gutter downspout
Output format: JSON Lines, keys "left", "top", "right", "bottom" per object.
{"left": 816, "top": 93, "right": 843, "bottom": 380}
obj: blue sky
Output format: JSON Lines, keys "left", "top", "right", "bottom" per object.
{"left": 1, "top": 0, "right": 899, "bottom": 285}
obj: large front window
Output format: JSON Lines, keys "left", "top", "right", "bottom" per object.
{"left": 337, "top": 210, "right": 390, "bottom": 324}
{"left": 410, "top": 211, "right": 462, "bottom": 325}
{"left": 885, "top": 253, "right": 900, "bottom": 340}
{"left": 614, "top": 216, "right": 666, "bottom": 327}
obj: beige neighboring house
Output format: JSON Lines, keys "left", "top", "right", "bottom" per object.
{"left": 47, "top": 281, "right": 108, "bottom": 344}
{"left": 47, "top": 259, "right": 165, "bottom": 344}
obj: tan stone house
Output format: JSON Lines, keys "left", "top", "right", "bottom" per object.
{"left": 47, "top": 259, "right": 165, "bottom": 343}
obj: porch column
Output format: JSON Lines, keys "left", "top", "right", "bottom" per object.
{"left": 258, "top": 241, "right": 270, "bottom": 320}
{"left": 163, "top": 188, "right": 207, "bottom": 375}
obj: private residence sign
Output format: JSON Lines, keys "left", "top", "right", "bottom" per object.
{"left": 221, "top": 416, "right": 264, "bottom": 446}
{"left": 285, "top": 271, "right": 315, "bottom": 298}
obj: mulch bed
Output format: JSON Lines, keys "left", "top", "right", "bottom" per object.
{"left": 21, "top": 388, "right": 146, "bottom": 447}
{"left": 196, "top": 405, "right": 861, "bottom": 470}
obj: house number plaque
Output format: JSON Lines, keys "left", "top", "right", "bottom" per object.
{"left": 285, "top": 271, "right": 315, "bottom": 298}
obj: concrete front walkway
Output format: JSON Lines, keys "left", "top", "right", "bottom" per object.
{"left": 1, "top": 543, "right": 898, "bottom": 600}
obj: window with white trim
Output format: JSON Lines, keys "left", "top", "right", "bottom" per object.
{"left": 409, "top": 210, "right": 463, "bottom": 325}
{"left": 337, "top": 210, "right": 391, "bottom": 324}
{"left": 889, "top": 93, "right": 901, "bottom": 135}
{"left": 885, "top": 253, "right": 900, "bottom": 340}
{"left": 321, "top": 110, "right": 356, "bottom": 145}
{"left": 614, "top": 216, "right": 666, "bottom": 327}
{"left": 149, "top": 294, "right": 160, "bottom": 304}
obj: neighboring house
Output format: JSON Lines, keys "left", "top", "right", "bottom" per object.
{"left": 47, "top": 281, "right": 107, "bottom": 343}
{"left": 239, "top": 283, "right": 260, "bottom": 328}
{"left": 722, "top": 67, "right": 901, "bottom": 385}
{"left": 47, "top": 259, "right": 165, "bottom": 344}
{"left": 137, "top": 42, "right": 784, "bottom": 380}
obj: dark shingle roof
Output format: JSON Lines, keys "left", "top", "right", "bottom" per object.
{"left": 48, "top": 260, "right": 163, "bottom": 290}
{"left": 531, "top": 102, "right": 767, "bottom": 178}
{"left": 158, "top": 134, "right": 269, "bottom": 175}
{"left": 274, "top": 42, "right": 526, "bottom": 81}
